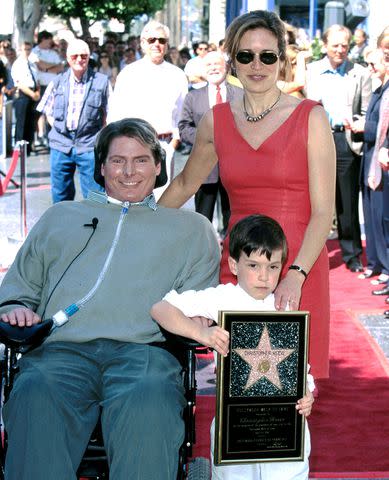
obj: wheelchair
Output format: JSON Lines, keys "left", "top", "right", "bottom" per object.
{"left": 0, "top": 321, "right": 211, "bottom": 480}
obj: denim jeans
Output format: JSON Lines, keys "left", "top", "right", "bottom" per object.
{"left": 50, "top": 148, "right": 103, "bottom": 203}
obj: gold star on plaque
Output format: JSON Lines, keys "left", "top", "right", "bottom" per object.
{"left": 234, "top": 325, "right": 295, "bottom": 391}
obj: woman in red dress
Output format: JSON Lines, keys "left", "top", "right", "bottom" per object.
{"left": 159, "top": 10, "right": 335, "bottom": 378}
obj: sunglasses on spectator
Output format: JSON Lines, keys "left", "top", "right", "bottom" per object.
{"left": 100, "top": 55, "right": 109, "bottom": 58}
{"left": 236, "top": 50, "right": 279, "bottom": 65}
{"left": 146, "top": 37, "right": 168, "bottom": 45}
{"left": 70, "top": 53, "right": 89, "bottom": 60}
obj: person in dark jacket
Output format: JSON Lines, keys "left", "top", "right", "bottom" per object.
{"left": 357, "top": 47, "right": 389, "bottom": 284}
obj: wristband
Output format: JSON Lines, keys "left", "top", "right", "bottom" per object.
{"left": 288, "top": 264, "right": 307, "bottom": 279}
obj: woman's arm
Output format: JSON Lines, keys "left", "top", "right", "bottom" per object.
{"left": 275, "top": 105, "right": 336, "bottom": 310}
{"left": 158, "top": 109, "right": 219, "bottom": 208}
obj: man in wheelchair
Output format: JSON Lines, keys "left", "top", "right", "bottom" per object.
{"left": 0, "top": 118, "right": 220, "bottom": 479}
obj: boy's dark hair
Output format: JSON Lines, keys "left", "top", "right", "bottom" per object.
{"left": 229, "top": 214, "right": 288, "bottom": 263}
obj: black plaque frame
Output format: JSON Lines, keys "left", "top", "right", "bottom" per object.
{"left": 214, "top": 311, "right": 309, "bottom": 465}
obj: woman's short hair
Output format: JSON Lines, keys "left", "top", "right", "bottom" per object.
{"left": 94, "top": 118, "right": 167, "bottom": 189}
{"left": 224, "top": 10, "right": 287, "bottom": 65}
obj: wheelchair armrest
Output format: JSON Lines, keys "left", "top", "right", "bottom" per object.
{"left": 173, "top": 334, "right": 206, "bottom": 350}
{"left": 0, "top": 319, "right": 53, "bottom": 349}
{"left": 160, "top": 327, "right": 208, "bottom": 352}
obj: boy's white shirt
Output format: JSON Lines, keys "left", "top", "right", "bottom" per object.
{"left": 163, "top": 283, "right": 315, "bottom": 392}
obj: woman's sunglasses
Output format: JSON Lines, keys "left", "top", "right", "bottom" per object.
{"left": 236, "top": 50, "right": 279, "bottom": 65}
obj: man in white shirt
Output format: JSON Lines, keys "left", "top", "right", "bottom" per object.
{"left": 184, "top": 41, "right": 209, "bottom": 89}
{"left": 107, "top": 20, "right": 188, "bottom": 198}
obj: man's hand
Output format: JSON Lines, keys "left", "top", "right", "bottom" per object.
{"left": 296, "top": 390, "right": 314, "bottom": 417}
{"left": 1, "top": 307, "right": 41, "bottom": 327}
{"left": 378, "top": 147, "right": 389, "bottom": 171}
{"left": 368, "top": 175, "right": 380, "bottom": 190}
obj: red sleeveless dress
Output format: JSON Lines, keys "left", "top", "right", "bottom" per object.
{"left": 214, "top": 99, "right": 330, "bottom": 378}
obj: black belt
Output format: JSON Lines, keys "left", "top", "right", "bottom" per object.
{"left": 332, "top": 125, "right": 345, "bottom": 133}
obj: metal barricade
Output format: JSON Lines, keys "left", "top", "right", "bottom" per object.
{"left": 17, "top": 141, "right": 28, "bottom": 240}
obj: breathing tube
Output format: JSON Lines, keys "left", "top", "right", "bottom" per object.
{"left": 51, "top": 202, "right": 129, "bottom": 329}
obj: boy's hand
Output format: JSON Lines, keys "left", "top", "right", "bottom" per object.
{"left": 198, "top": 326, "right": 230, "bottom": 357}
{"left": 296, "top": 390, "right": 314, "bottom": 417}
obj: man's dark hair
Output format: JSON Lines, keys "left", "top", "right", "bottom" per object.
{"left": 94, "top": 118, "right": 167, "bottom": 188}
{"left": 229, "top": 214, "right": 288, "bottom": 263}
{"left": 38, "top": 30, "right": 53, "bottom": 44}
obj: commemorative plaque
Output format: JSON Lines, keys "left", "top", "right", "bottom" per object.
{"left": 214, "top": 311, "right": 309, "bottom": 465}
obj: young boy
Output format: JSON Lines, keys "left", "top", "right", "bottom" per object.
{"left": 151, "top": 214, "right": 314, "bottom": 480}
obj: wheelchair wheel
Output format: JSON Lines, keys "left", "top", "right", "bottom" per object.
{"left": 187, "top": 457, "right": 210, "bottom": 480}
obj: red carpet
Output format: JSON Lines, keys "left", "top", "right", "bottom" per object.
{"left": 194, "top": 240, "right": 389, "bottom": 478}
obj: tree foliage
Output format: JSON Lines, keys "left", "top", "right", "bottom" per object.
{"left": 47, "top": 0, "right": 166, "bottom": 36}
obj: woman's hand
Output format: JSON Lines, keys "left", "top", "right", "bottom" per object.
{"left": 296, "top": 389, "right": 314, "bottom": 417}
{"left": 274, "top": 270, "right": 305, "bottom": 311}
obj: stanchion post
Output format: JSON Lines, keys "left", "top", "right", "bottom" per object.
{"left": 17, "top": 140, "right": 28, "bottom": 240}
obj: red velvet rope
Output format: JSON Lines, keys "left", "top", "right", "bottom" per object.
{"left": 0, "top": 148, "right": 20, "bottom": 196}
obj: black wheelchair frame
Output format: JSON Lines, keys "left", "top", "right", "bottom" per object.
{"left": 0, "top": 321, "right": 210, "bottom": 480}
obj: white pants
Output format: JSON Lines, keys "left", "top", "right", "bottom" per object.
{"left": 210, "top": 418, "right": 311, "bottom": 480}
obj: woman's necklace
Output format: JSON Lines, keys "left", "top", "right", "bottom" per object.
{"left": 243, "top": 90, "right": 282, "bottom": 122}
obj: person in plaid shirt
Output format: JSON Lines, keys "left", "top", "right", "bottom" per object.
{"left": 37, "top": 39, "right": 111, "bottom": 203}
